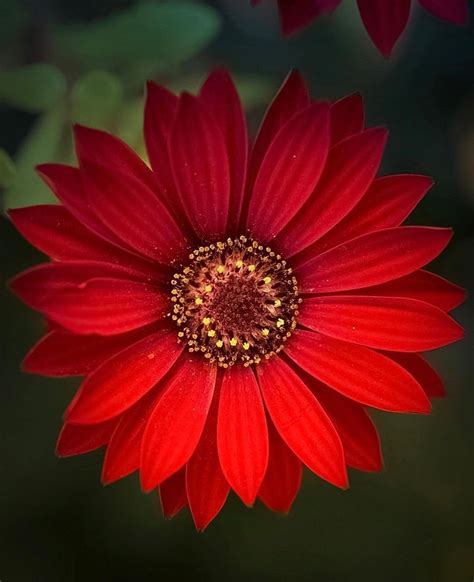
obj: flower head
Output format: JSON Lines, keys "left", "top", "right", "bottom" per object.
{"left": 10, "top": 70, "right": 464, "bottom": 530}
{"left": 252, "top": 0, "right": 469, "bottom": 56}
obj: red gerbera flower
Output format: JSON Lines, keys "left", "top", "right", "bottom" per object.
{"left": 252, "top": 0, "right": 469, "bottom": 55}
{"left": 10, "top": 70, "right": 464, "bottom": 530}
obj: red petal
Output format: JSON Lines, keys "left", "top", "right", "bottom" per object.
{"left": 82, "top": 162, "right": 188, "bottom": 265}
{"left": 418, "top": 0, "right": 469, "bottom": 25}
{"left": 187, "top": 381, "right": 230, "bottom": 531}
{"left": 141, "top": 359, "right": 217, "bottom": 491}
{"left": 277, "top": 0, "right": 342, "bottom": 35}
{"left": 200, "top": 70, "right": 248, "bottom": 235}
{"left": 102, "top": 389, "right": 162, "bottom": 484}
{"left": 67, "top": 329, "right": 182, "bottom": 424}
{"left": 344, "top": 269, "right": 466, "bottom": 312}
{"left": 56, "top": 419, "right": 118, "bottom": 457}
{"left": 247, "top": 102, "right": 330, "bottom": 241}
{"left": 257, "top": 356, "right": 348, "bottom": 488}
{"left": 300, "top": 295, "right": 464, "bottom": 351}
{"left": 170, "top": 93, "right": 230, "bottom": 240}
{"left": 37, "top": 163, "right": 127, "bottom": 249}
{"left": 245, "top": 71, "right": 310, "bottom": 202}
{"left": 73, "top": 125, "right": 157, "bottom": 192}
{"left": 159, "top": 468, "right": 188, "bottom": 519}
{"left": 275, "top": 128, "right": 387, "bottom": 257}
{"left": 300, "top": 174, "right": 433, "bottom": 259}
{"left": 258, "top": 421, "right": 302, "bottom": 513}
{"left": 357, "top": 0, "right": 411, "bottom": 57}
{"left": 8, "top": 205, "right": 167, "bottom": 282}
{"left": 144, "top": 82, "right": 188, "bottom": 221}
{"left": 330, "top": 93, "right": 364, "bottom": 145}
{"left": 311, "top": 381, "right": 383, "bottom": 472}
{"left": 11, "top": 264, "right": 166, "bottom": 335}
{"left": 297, "top": 226, "right": 452, "bottom": 293}
{"left": 217, "top": 367, "right": 268, "bottom": 506}
{"left": 286, "top": 330, "right": 431, "bottom": 413}
{"left": 23, "top": 327, "right": 153, "bottom": 377}
{"left": 383, "top": 352, "right": 445, "bottom": 398}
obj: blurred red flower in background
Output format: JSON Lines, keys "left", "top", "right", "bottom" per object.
{"left": 10, "top": 70, "right": 464, "bottom": 530}
{"left": 252, "top": 0, "right": 469, "bottom": 56}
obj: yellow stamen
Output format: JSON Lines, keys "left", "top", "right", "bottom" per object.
{"left": 216, "top": 339, "right": 223, "bottom": 348}
{"left": 204, "top": 284, "right": 212, "bottom": 293}
{"left": 248, "top": 264, "right": 256, "bottom": 272}
{"left": 262, "top": 328, "right": 269, "bottom": 336}
{"left": 216, "top": 265, "right": 225, "bottom": 274}
{"left": 235, "top": 259, "right": 243, "bottom": 268}
{"left": 229, "top": 337, "right": 238, "bottom": 346}
{"left": 243, "top": 342, "right": 250, "bottom": 350}
{"left": 263, "top": 276, "right": 272, "bottom": 285}
{"left": 276, "top": 318, "right": 284, "bottom": 328}
{"left": 195, "top": 297, "right": 203, "bottom": 305}
{"left": 274, "top": 299, "right": 281, "bottom": 307}
{"left": 202, "top": 317, "right": 211, "bottom": 326}
{"left": 208, "top": 330, "right": 216, "bottom": 338}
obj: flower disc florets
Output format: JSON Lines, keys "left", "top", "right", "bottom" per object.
{"left": 171, "top": 236, "right": 300, "bottom": 367}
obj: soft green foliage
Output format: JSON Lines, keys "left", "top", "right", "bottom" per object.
{"left": 3, "top": 108, "right": 66, "bottom": 209}
{"left": 0, "top": 149, "right": 16, "bottom": 188}
{"left": 51, "top": 2, "right": 221, "bottom": 72}
{"left": 0, "top": 64, "right": 67, "bottom": 112}
{"left": 71, "top": 71, "right": 124, "bottom": 130}
{"left": 0, "top": 0, "right": 25, "bottom": 50}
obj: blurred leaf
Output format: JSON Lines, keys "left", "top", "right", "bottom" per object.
{"left": 116, "top": 98, "right": 145, "bottom": 152}
{"left": 167, "top": 73, "right": 274, "bottom": 109}
{"left": 0, "top": 0, "right": 26, "bottom": 50}
{"left": 3, "top": 107, "right": 66, "bottom": 210}
{"left": 70, "top": 70, "right": 124, "bottom": 130}
{"left": 0, "top": 63, "right": 67, "bottom": 113}
{"left": 52, "top": 2, "right": 221, "bottom": 72}
{"left": 0, "top": 149, "right": 16, "bottom": 188}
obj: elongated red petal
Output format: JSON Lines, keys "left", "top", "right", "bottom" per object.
{"left": 170, "top": 93, "right": 230, "bottom": 240}
{"left": 383, "top": 352, "right": 445, "bottom": 398}
{"left": 141, "top": 359, "right": 217, "bottom": 491}
{"left": 246, "top": 71, "right": 310, "bottom": 199}
{"left": 247, "top": 102, "right": 330, "bottom": 241}
{"left": 346, "top": 270, "right": 466, "bottom": 312}
{"left": 300, "top": 296, "right": 464, "bottom": 351}
{"left": 286, "top": 330, "right": 430, "bottom": 413}
{"left": 74, "top": 125, "right": 157, "bottom": 192}
{"left": 357, "top": 0, "right": 411, "bottom": 57}
{"left": 297, "top": 227, "right": 452, "bottom": 293}
{"left": 144, "top": 81, "right": 179, "bottom": 200}
{"left": 257, "top": 356, "right": 348, "bottom": 488}
{"left": 37, "top": 163, "right": 127, "bottom": 248}
{"left": 67, "top": 330, "right": 182, "bottom": 425}
{"left": 301, "top": 174, "right": 432, "bottom": 259}
{"left": 159, "top": 468, "right": 188, "bottom": 519}
{"left": 8, "top": 205, "right": 166, "bottom": 281}
{"left": 330, "top": 93, "right": 364, "bottom": 145}
{"left": 23, "top": 327, "right": 153, "bottom": 377}
{"left": 56, "top": 419, "right": 118, "bottom": 457}
{"left": 418, "top": 0, "right": 469, "bottom": 25}
{"left": 102, "top": 388, "right": 163, "bottom": 484}
{"left": 11, "top": 264, "right": 167, "bottom": 335}
{"left": 200, "top": 70, "right": 248, "bottom": 235}
{"left": 277, "top": 0, "right": 342, "bottom": 35}
{"left": 187, "top": 382, "right": 230, "bottom": 531}
{"left": 311, "top": 381, "right": 383, "bottom": 472}
{"left": 276, "top": 128, "right": 387, "bottom": 257}
{"left": 217, "top": 367, "right": 268, "bottom": 506}
{"left": 82, "top": 162, "right": 188, "bottom": 265}
{"left": 258, "top": 421, "right": 302, "bottom": 513}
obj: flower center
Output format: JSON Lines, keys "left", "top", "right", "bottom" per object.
{"left": 170, "top": 236, "right": 300, "bottom": 367}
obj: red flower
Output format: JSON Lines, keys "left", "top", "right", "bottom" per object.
{"left": 252, "top": 0, "right": 469, "bottom": 55}
{"left": 10, "top": 70, "right": 464, "bottom": 530}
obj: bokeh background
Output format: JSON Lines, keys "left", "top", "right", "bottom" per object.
{"left": 1, "top": 1, "right": 473, "bottom": 580}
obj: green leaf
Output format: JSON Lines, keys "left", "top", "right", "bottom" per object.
{"left": 52, "top": 2, "right": 221, "bottom": 72}
{"left": 0, "top": 149, "right": 16, "bottom": 188}
{"left": 3, "top": 107, "right": 66, "bottom": 210}
{"left": 0, "top": 63, "right": 67, "bottom": 112}
{"left": 70, "top": 70, "right": 124, "bottom": 130}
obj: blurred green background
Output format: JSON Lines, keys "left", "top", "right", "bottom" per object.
{"left": 1, "top": 1, "right": 473, "bottom": 580}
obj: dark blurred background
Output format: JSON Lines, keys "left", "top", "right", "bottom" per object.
{"left": 1, "top": 1, "right": 473, "bottom": 580}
